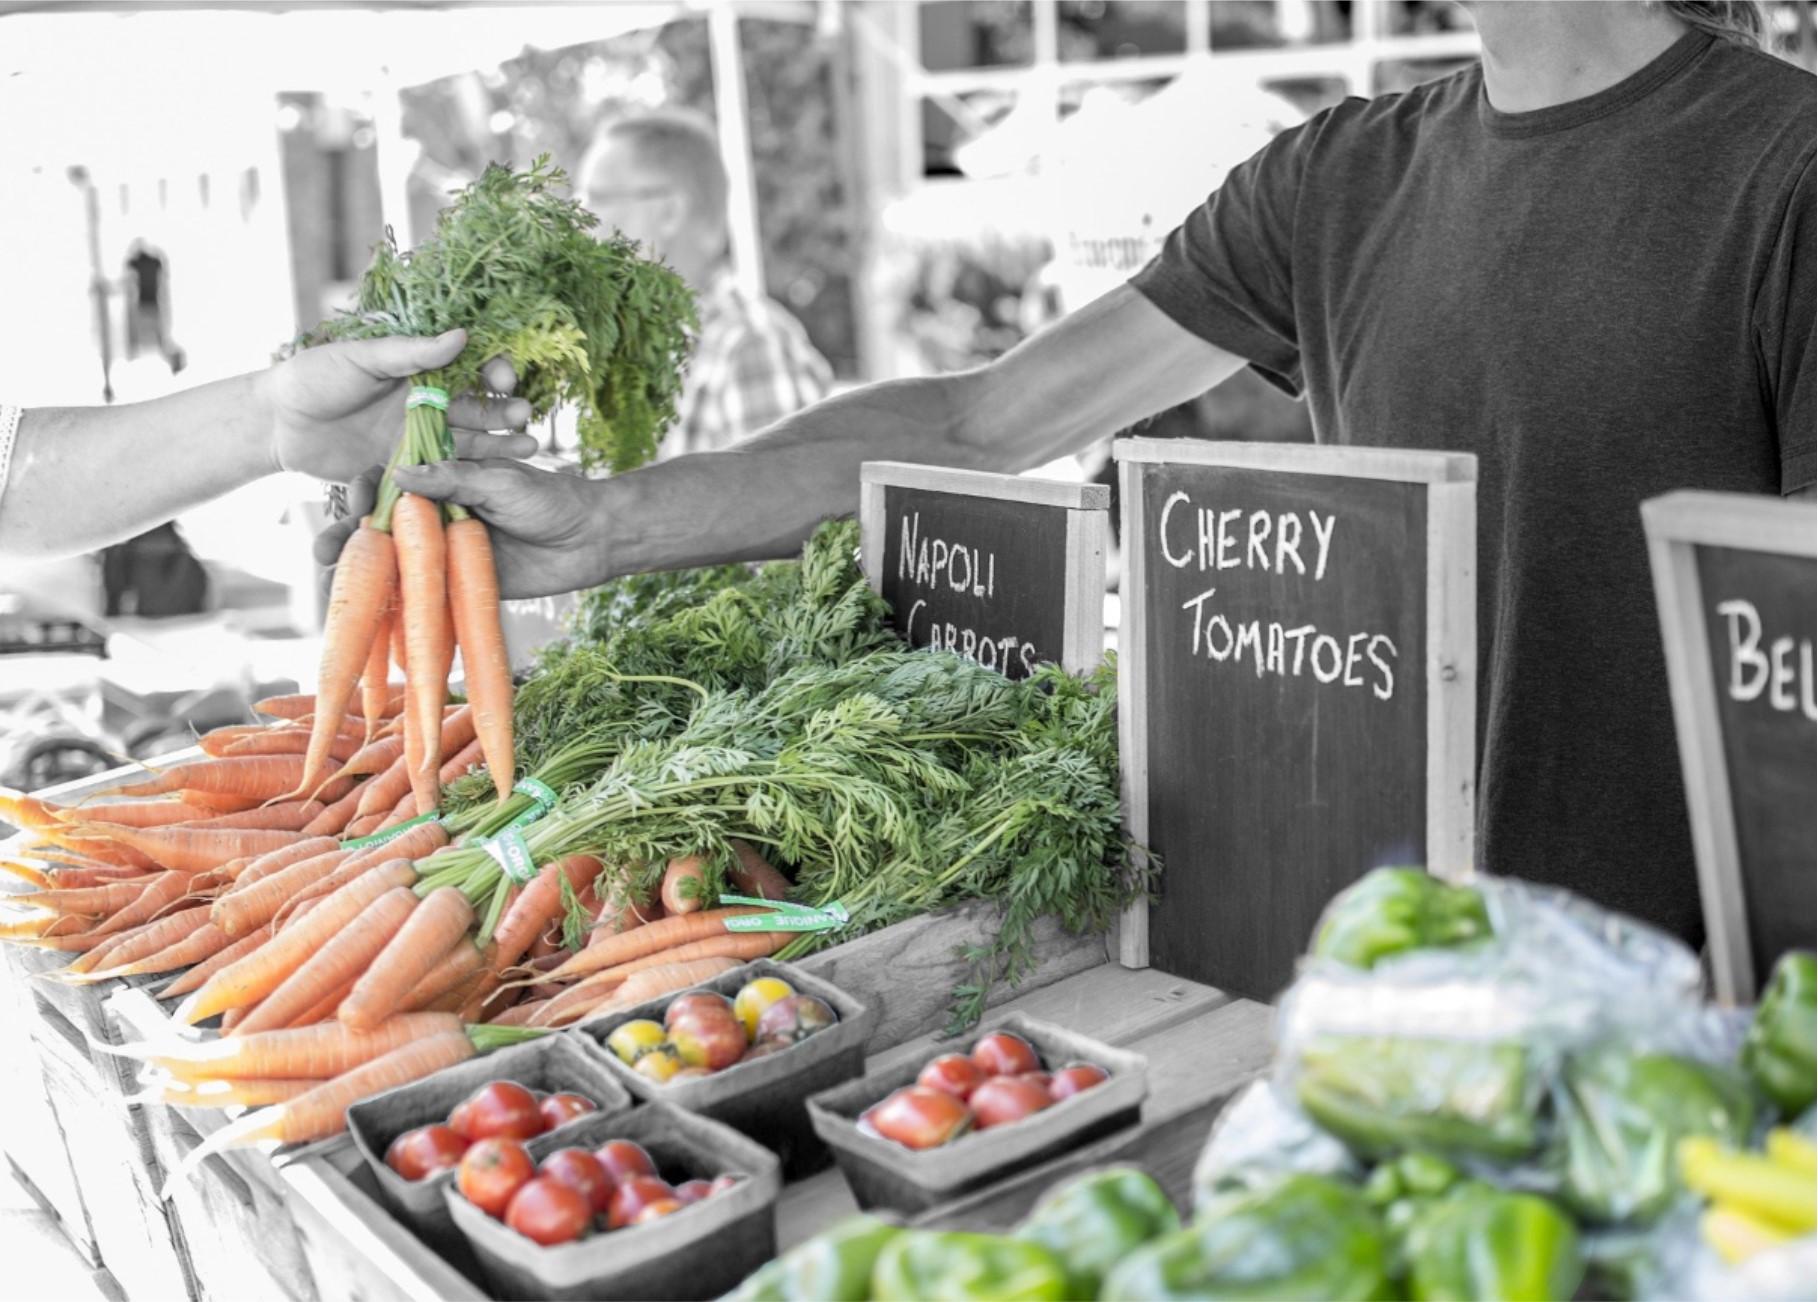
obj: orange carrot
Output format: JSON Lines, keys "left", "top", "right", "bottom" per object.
{"left": 343, "top": 814, "right": 385, "bottom": 841}
{"left": 1, "top": 860, "right": 52, "bottom": 888}
{"left": 392, "top": 494, "right": 452, "bottom": 814}
{"left": 111, "top": 756, "right": 316, "bottom": 801}
{"left": 12, "top": 879, "right": 150, "bottom": 916}
{"left": 174, "top": 790, "right": 267, "bottom": 812}
{"left": 52, "top": 798, "right": 223, "bottom": 829}
{"left": 105, "top": 916, "right": 234, "bottom": 979}
{"left": 220, "top": 1007, "right": 249, "bottom": 1032}
{"left": 88, "top": 871, "right": 197, "bottom": 938}
{"left": 157, "top": 923, "right": 273, "bottom": 1000}
{"left": 301, "top": 786, "right": 365, "bottom": 838}
{"left": 531, "top": 906, "right": 768, "bottom": 986}
{"left": 337, "top": 887, "right": 474, "bottom": 1032}
{"left": 65, "top": 930, "right": 132, "bottom": 974}
{"left": 287, "top": 974, "right": 360, "bottom": 1029}
{"left": 445, "top": 518, "right": 514, "bottom": 804}
{"left": 354, "top": 752, "right": 413, "bottom": 820}
{"left": 171, "top": 1027, "right": 475, "bottom": 1172}
{"left": 185, "top": 800, "right": 326, "bottom": 833}
{"left": 360, "top": 602, "right": 396, "bottom": 742}
{"left": 492, "top": 856, "right": 601, "bottom": 973}
{"left": 533, "top": 932, "right": 787, "bottom": 1027}
{"left": 77, "top": 826, "right": 303, "bottom": 875}
{"left": 222, "top": 731, "right": 364, "bottom": 763}
{"left": 0, "top": 790, "right": 67, "bottom": 831}
{"left": 76, "top": 906, "right": 213, "bottom": 976}
{"left": 546, "top": 957, "right": 744, "bottom": 1028}
{"left": 296, "top": 520, "right": 398, "bottom": 799}
{"left": 337, "top": 732, "right": 404, "bottom": 781}
{"left": 231, "top": 886, "right": 418, "bottom": 1035}
{"left": 228, "top": 836, "right": 343, "bottom": 894}
{"left": 402, "top": 939, "right": 486, "bottom": 1013}
{"left": 212, "top": 848, "right": 350, "bottom": 937}
{"left": 489, "top": 998, "right": 549, "bottom": 1027}
{"left": 728, "top": 839, "right": 791, "bottom": 901}
{"left": 175, "top": 859, "right": 417, "bottom": 1024}
{"left": 660, "top": 855, "right": 707, "bottom": 916}
{"left": 124, "top": 1011, "right": 461, "bottom": 1083}
{"left": 253, "top": 693, "right": 315, "bottom": 720}
{"left": 286, "top": 820, "right": 448, "bottom": 916}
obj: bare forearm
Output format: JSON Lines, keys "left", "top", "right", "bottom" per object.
{"left": 0, "top": 370, "right": 275, "bottom": 558}
{"left": 588, "top": 372, "right": 991, "bottom": 580}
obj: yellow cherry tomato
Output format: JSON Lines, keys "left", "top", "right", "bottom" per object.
{"left": 733, "top": 977, "right": 796, "bottom": 1040}
{"left": 607, "top": 1019, "right": 668, "bottom": 1065}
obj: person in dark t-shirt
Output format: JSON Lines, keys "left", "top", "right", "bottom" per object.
{"left": 337, "top": 2, "right": 1815, "bottom": 944}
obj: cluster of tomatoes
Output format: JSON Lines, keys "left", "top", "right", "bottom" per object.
{"left": 605, "top": 976, "right": 837, "bottom": 1085}
{"left": 860, "top": 1031, "right": 1107, "bottom": 1150}
{"left": 460, "top": 1136, "right": 740, "bottom": 1246}
{"left": 384, "top": 1081, "right": 599, "bottom": 1182}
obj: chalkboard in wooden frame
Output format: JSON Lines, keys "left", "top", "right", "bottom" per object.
{"left": 1114, "top": 438, "right": 1476, "bottom": 999}
{"left": 859, "top": 462, "right": 1109, "bottom": 679}
{"left": 1642, "top": 491, "right": 1816, "bottom": 1004}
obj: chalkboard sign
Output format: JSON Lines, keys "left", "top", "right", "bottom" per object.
{"left": 1643, "top": 491, "right": 1816, "bottom": 1004}
{"left": 860, "top": 463, "right": 1109, "bottom": 679}
{"left": 1116, "top": 439, "right": 1477, "bottom": 999}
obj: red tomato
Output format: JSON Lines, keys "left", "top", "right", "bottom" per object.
{"left": 968, "top": 1076, "right": 1054, "bottom": 1130}
{"left": 594, "top": 1140, "right": 658, "bottom": 1189}
{"left": 1050, "top": 1064, "right": 1108, "bottom": 1101}
{"left": 504, "top": 1176, "right": 592, "bottom": 1246}
{"left": 607, "top": 1175, "right": 676, "bottom": 1230}
{"left": 664, "top": 991, "right": 734, "bottom": 1030}
{"left": 918, "top": 1053, "right": 988, "bottom": 1102}
{"left": 539, "top": 1148, "right": 613, "bottom": 1215}
{"left": 1016, "top": 1071, "right": 1052, "bottom": 1093}
{"left": 460, "top": 1081, "right": 545, "bottom": 1142}
{"left": 971, "top": 1032, "right": 1041, "bottom": 1078}
{"left": 670, "top": 1012, "right": 747, "bottom": 1071}
{"left": 384, "top": 1124, "right": 468, "bottom": 1182}
{"left": 457, "top": 1139, "right": 536, "bottom": 1219}
{"left": 447, "top": 1097, "right": 477, "bottom": 1141}
{"left": 862, "top": 1086, "right": 972, "bottom": 1150}
{"left": 632, "top": 1198, "right": 685, "bottom": 1225}
{"left": 538, "top": 1092, "right": 597, "bottom": 1131}
{"left": 672, "top": 1178, "right": 714, "bottom": 1205}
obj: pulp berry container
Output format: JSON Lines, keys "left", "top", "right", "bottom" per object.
{"left": 575, "top": 958, "right": 877, "bottom": 1178}
{"left": 445, "top": 1101, "right": 783, "bottom": 1302}
{"left": 346, "top": 1033, "right": 633, "bottom": 1261}
{"left": 805, "top": 1012, "right": 1147, "bottom": 1214}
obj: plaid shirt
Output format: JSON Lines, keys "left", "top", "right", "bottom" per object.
{"left": 661, "top": 269, "right": 833, "bottom": 461}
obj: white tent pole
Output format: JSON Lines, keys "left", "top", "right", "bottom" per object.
{"left": 369, "top": 68, "right": 414, "bottom": 246}
{"left": 708, "top": 2, "right": 764, "bottom": 298}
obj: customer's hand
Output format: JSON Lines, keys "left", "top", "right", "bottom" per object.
{"left": 313, "top": 458, "right": 606, "bottom": 599}
{"left": 266, "top": 330, "right": 535, "bottom": 481}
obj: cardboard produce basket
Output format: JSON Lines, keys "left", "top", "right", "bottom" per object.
{"left": 806, "top": 1012, "right": 1147, "bottom": 1213}
{"left": 346, "top": 1033, "right": 633, "bottom": 1264}
{"left": 445, "top": 1102, "right": 782, "bottom": 1302}
{"left": 575, "top": 958, "right": 877, "bottom": 1177}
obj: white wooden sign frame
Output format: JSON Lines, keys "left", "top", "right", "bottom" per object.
{"left": 1642, "top": 490, "right": 1817, "bottom": 1005}
{"left": 1112, "top": 438, "right": 1478, "bottom": 968}
{"left": 859, "top": 462, "right": 1110, "bottom": 677}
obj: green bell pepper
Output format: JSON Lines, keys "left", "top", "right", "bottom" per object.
{"left": 1101, "top": 1173, "right": 1393, "bottom": 1301}
{"left": 1553, "top": 1046, "right": 1756, "bottom": 1224}
{"left": 871, "top": 1231, "right": 1068, "bottom": 1301}
{"left": 1295, "top": 1036, "right": 1540, "bottom": 1164}
{"left": 731, "top": 1215, "right": 902, "bottom": 1300}
{"left": 1014, "top": 1166, "right": 1179, "bottom": 1298}
{"left": 1743, "top": 951, "right": 1816, "bottom": 1118}
{"left": 1402, "top": 1182, "right": 1584, "bottom": 1301}
{"left": 1310, "top": 868, "right": 1491, "bottom": 969}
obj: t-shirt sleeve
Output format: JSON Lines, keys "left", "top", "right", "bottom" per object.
{"left": 1757, "top": 153, "right": 1815, "bottom": 494}
{"left": 1126, "top": 117, "right": 1314, "bottom": 397}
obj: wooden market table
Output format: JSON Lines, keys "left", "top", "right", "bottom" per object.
{"left": 3, "top": 766, "right": 1274, "bottom": 1302}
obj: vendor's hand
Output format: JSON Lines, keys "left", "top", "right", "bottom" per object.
{"left": 313, "top": 458, "right": 605, "bottom": 599}
{"left": 266, "top": 330, "right": 535, "bottom": 481}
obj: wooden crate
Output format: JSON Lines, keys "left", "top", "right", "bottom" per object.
{"left": 110, "top": 987, "right": 321, "bottom": 1302}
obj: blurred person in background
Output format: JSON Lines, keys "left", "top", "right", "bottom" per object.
{"left": 0, "top": 329, "right": 531, "bottom": 565}
{"left": 333, "top": 2, "right": 1811, "bottom": 945}
{"left": 577, "top": 108, "right": 832, "bottom": 461}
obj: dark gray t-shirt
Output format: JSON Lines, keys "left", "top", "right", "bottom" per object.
{"left": 1129, "top": 30, "right": 1815, "bottom": 941}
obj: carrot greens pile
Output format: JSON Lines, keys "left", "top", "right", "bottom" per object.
{"left": 436, "top": 521, "right": 1148, "bottom": 1031}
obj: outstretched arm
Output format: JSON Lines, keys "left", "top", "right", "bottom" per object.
{"left": 0, "top": 331, "right": 533, "bottom": 562}
{"left": 359, "top": 286, "right": 1248, "bottom": 597}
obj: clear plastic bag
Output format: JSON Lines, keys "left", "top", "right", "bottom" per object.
{"left": 1190, "top": 1080, "right": 1359, "bottom": 1212}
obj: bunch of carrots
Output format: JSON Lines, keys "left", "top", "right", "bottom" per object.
{"left": 0, "top": 693, "right": 797, "bottom": 1160}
